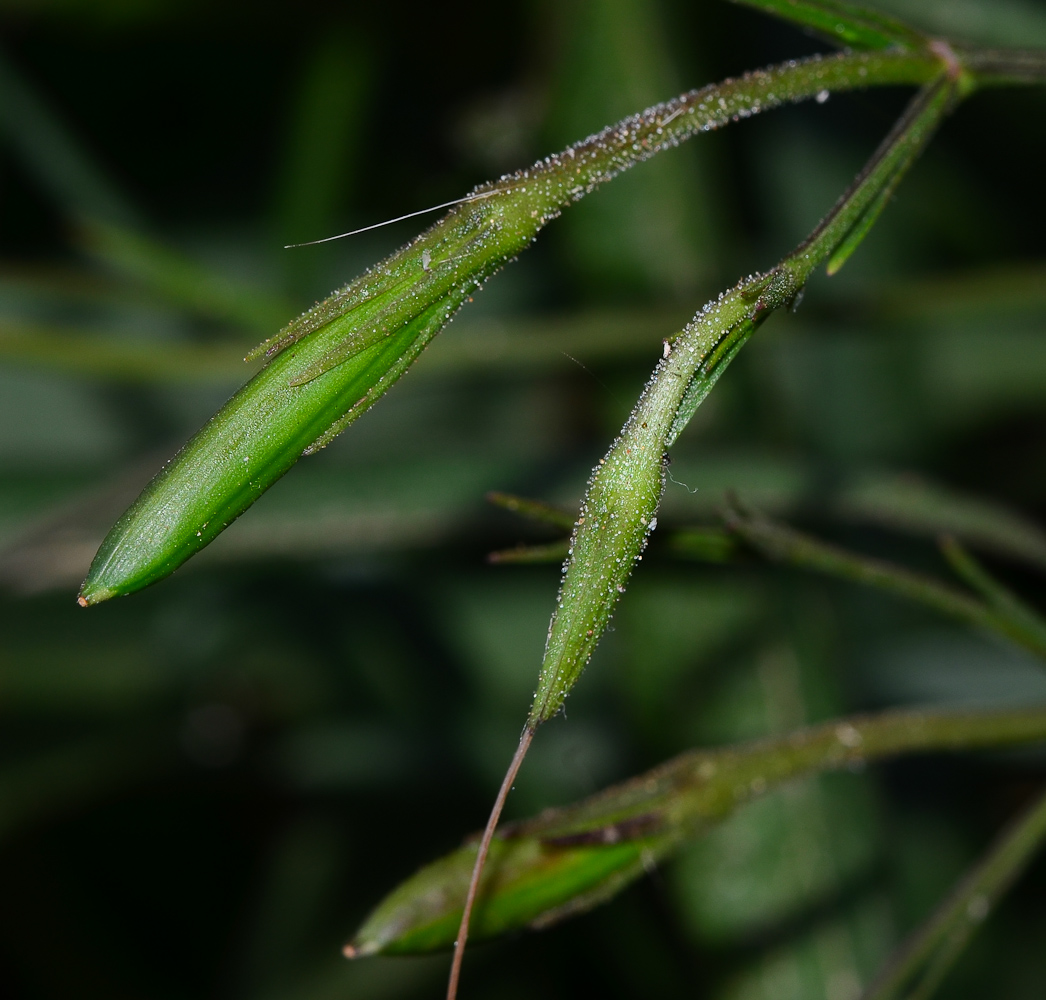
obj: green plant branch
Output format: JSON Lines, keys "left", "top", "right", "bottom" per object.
{"left": 955, "top": 46, "right": 1046, "bottom": 86}
{"left": 448, "top": 78, "right": 961, "bottom": 989}
{"left": 720, "top": 504, "right": 1046, "bottom": 661}
{"left": 346, "top": 704, "right": 1046, "bottom": 957}
{"left": 860, "top": 784, "right": 1046, "bottom": 1000}
{"left": 487, "top": 540, "right": 571, "bottom": 565}
{"left": 452, "top": 75, "right": 1009, "bottom": 993}
{"left": 938, "top": 535, "right": 1046, "bottom": 650}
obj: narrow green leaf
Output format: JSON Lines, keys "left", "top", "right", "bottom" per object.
{"left": 80, "top": 47, "right": 946, "bottom": 604}
{"left": 529, "top": 77, "right": 956, "bottom": 726}
{"left": 731, "top": 0, "right": 928, "bottom": 52}
{"left": 486, "top": 492, "right": 576, "bottom": 532}
{"left": 347, "top": 706, "right": 1046, "bottom": 956}
{"left": 861, "top": 784, "right": 1046, "bottom": 1000}
{"left": 487, "top": 541, "right": 570, "bottom": 565}
{"left": 825, "top": 168, "right": 901, "bottom": 274}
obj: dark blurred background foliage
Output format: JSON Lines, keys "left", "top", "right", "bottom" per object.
{"left": 0, "top": 0, "right": 1045, "bottom": 997}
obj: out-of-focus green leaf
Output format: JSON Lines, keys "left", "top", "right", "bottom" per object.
{"left": 346, "top": 705, "right": 1046, "bottom": 955}
{"left": 723, "top": 503, "right": 1046, "bottom": 659}
{"left": 485, "top": 491, "right": 575, "bottom": 531}
{"left": 676, "top": 772, "right": 879, "bottom": 940}
{"left": 0, "top": 47, "right": 136, "bottom": 225}
{"left": 78, "top": 221, "right": 291, "bottom": 334}
{"left": 0, "top": 306, "right": 686, "bottom": 384}
{"left": 715, "top": 897, "right": 892, "bottom": 1000}
{"left": 732, "top": 0, "right": 928, "bottom": 52}
{"left": 878, "top": 262, "right": 1046, "bottom": 320}
{"left": 871, "top": 0, "right": 1046, "bottom": 49}
{"left": 275, "top": 33, "right": 370, "bottom": 277}
{"left": 0, "top": 320, "right": 254, "bottom": 383}
{"left": 487, "top": 539, "right": 570, "bottom": 565}
{"left": 543, "top": 0, "right": 718, "bottom": 296}
{"left": 836, "top": 473, "right": 1046, "bottom": 573}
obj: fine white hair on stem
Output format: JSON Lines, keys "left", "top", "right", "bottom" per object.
{"left": 284, "top": 190, "right": 503, "bottom": 247}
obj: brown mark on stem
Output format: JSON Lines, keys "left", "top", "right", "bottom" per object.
{"left": 446, "top": 725, "right": 535, "bottom": 1000}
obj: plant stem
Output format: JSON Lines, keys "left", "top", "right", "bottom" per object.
{"left": 724, "top": 506, "right": 1046, "bottom": 661}
{"left": 348, "top": 705, "right": 1046, "bottom": 957}
{"left": 956, "top": 47, "right": 1046, "bottom": 86}
{"left": 446, "top": 726, "right": 534, "bottom": 1000}
{"left": 860, "top": 784, "right": 1046, "bottom": 1000}
{"left": 938, "top": 535, "right": 1046, "bottom": 652}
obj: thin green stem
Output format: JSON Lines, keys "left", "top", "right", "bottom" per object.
{"left": 956, "top": 46, "right": 1046, "bottom": 86}
{"left": 860, "top": 784, "right": 1046, "bottom": 1000}
{"left": 487, "top": 540, "right": 570, "bottom": 565}
{"left": 939, "top": 535, "right": 1046, "bottom": 651}
{"left": 485, "top": 492, "right": 575, "bottom": 532}
{"left": 724, "top": 506, "right": 1046, "bottom": 661}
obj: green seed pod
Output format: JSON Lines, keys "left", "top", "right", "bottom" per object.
{"left": 529, "top": 77, "right": 956, "bottom": 724}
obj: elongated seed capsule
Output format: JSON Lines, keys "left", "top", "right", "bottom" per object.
{"left": 78, "top": 49, "right": 943, "bottom": 605}
{"left": 529, "top": 77, "right": 958, "bottom": 725}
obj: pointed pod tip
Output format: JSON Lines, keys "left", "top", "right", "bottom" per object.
{"left": 342, "top": 940, "right": 377, "bottom": 960}
{"left": 77, "top": 581, "right": 116, "bottom": 607}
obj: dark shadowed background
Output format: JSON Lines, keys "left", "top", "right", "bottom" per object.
{"left": 1, "top": 0, "right": 1046, "bottom": 997}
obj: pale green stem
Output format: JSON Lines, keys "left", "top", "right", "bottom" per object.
{"left": 349, "top": 705, "right": 1046, "bottom": 958}
{"left": 938, "top": 535, "right": 1046, "bottom": 654}
{"left": 723, "top": 508, "right": 1046, "bottom": 661}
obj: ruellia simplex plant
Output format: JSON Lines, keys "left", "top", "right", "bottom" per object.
{"left": 76, "top": 2, "right": 1046, "bottom": 998}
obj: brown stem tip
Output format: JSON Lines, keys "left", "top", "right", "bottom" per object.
{"left": 446, "top": 726, "right": 535, "bottom": 1000}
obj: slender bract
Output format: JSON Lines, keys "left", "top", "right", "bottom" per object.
{"left": 78, "top": 47, "right": 946, "bottom": 604}
{"left": 347, "top": 705, "right": 1046, "bottom": 956}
